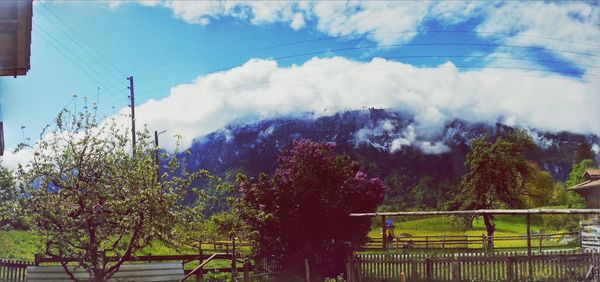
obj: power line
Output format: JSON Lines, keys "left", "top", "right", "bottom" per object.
{"left": 32, "top": 27, "right": 127, "bottom": 112}
{"left": 35, "top": 6, "right": 124, "bottom": 82}
{"left": 136, "top": 53, "right": 597, "bottom": 96}
{"left": 145, "top": 29, "right": 600, "bottom": 77}
{"left": 135, "top": 41, "right": 600, "bottom": 95}
{"left": 33, "top": 29, "right": 112, "bottom": 92}
{"left": 32, "top": 20, "right": 120, "bottom": 88}
{"left": 38, "top": 3, "right": 127, "bottom": 78}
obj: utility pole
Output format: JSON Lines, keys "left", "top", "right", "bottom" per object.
{"left": 127, "top": 76, "right": 136, "bottom": 155}
{"left": 155, "top": 130, "right": 160, "bottom": 183}
{"left": 154, "top": 130, "right": 166, "bottom": 183}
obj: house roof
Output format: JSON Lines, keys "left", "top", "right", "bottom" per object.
{"left": 569, "top": 179, "right": 600, "bottom": 193}
{"left": 583, "top": 169, "right": 600, "bottom": 179}
{"left": 0, "top": 0, "right": 32, "bottom": 77}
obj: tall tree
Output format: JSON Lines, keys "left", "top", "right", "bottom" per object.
{"left": 575, "top": 142, "right": 596, "bottom": 164}
{"left": 239, "top": 139, "right": 384, "bottom": 278}
{"left": 17, "top": 107, "right": 208, "bottom": 281}
{"left": 0, "top": 162, "right": 16, "bottom": 229}
{"left": 453, "top": 130, "right": 536, "bottom": 250}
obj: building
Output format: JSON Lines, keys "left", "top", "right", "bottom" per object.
{"left": 569, "top": 168, "right": 600, "bottom": 251}
{"left": 569, "top": 169, "right": 600, "bottom": 209}
{"left": 0, "top": 0, "right": 33, "bottom": 155}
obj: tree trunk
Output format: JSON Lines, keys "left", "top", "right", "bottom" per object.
{"left": 483, "top": 214, "right": 495, "bottom": 252}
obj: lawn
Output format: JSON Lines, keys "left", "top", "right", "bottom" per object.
{"left": 368, "top": 215, "right": 577, "bottom": 251}
{"left": 0, "top": 215, "right": 577, "bottom": 262}
{"left": 0, "top": 230, "right": 247, "bottom": 269}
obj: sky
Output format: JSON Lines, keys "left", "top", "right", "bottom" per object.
{"left": 1, "top": 0, "right": 599, "bottom": 168}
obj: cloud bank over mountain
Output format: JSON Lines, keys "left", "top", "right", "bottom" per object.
{"left": 130, "top": 56, "right": 599, "bottom": 151}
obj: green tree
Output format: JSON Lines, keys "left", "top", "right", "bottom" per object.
{"left": 17, "top": 108, "right": 209, "bottom": 281}
{"left": 452, "top": 130, "right": 536, "bottom": 251}
{"left": 238, "top": 139, "right": 384, "bottom": 278}
{"left": 575, "top": 142, "right": 596, "bottom": 164}
{"left": 521, "top": 163, "right": 554, "bottom": 207}
{"left": 567, "top": 159, "right": 597, "bottom": 188}
{"left": 0, "top": 162, "right": 17, "bottom": 229}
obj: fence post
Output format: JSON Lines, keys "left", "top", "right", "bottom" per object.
{"left": 482, "top": 235, "right": 487, "bottom": 254}
{"left": 526, "top": 214, "right": 533, "bottom": 281}
{"left": 425, "top": 258, "right": 433, "bottom": 281}
{"left": 243, "top": 260, "right": 250, "bottom": 282}
{"left": 381, "top": 215, "right": 387, "bottom": 250}
{"left": 592, "top": 252, "right": 599, "bottom": 282}
{"left": 354, "top": 257, "right": 362, "bottom": 282}
{"left": 305, "top": 258, "right": 311, "bottom": 282}
{"left": 507, "top": 256, "right": 514, "bottom": 281}
{"left": 425, "top": 236, "right": 429, "bottom": 249}
{"left": 451, "top": 260, "right": 461, "bottom": 282}
{"left": 411, "top": 260, "right": 418, "bottom": 282}
{"left": 231, "top": 237, "right": 238, "bottom": 279}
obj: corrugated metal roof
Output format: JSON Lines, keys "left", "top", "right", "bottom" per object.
{"left": 0, "top": 0, "right": 32, "bottom": 77}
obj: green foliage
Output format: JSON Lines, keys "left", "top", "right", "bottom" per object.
{"left": 238, "top": 139, "right": 385, "bottom": 277}
{"left": 575, "top": 142, "right": 596, "bottom": 164}
{"left": 548, "top": 183, "right": 585, "bottom": 208}
{"left": 0, "top": 163, "right": 18, "bottom": 229}
{"left": 543, "top": 213, "right": 581, "bottom": 232}
{"left": 521, "top": 163, "right": 554, "bottom": 207}
{"left": 16, "top": 107, "right": 210, "bottom": 281}
{"left": 566, "top": 159, "right": 596, "bottom": 188}
{"left": 454, "top": 130, "right": 537, "bottom": 211}
{"left": 452, "top": 130, "right": 537, "bottom": 249}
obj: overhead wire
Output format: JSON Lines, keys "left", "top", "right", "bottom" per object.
{"left": 38, "top": 3, "right": 127, "bottom": 78}
{"left": 36, "top": 6, "right": 125, "bottom": 83}
{"left": 32, "top": 21, "right": 129, "bottom": 107}
{"left": 136, "top": 50, "right": 599, "bottom": 96}
{"left": 32, "top": 21, "right": 118, "bottom": 88}
{"left": 145, "top": 29, "right": 600, "bottom": 78}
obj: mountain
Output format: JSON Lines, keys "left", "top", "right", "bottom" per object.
{"left": 178, "top": 109, "right": 599, "bottom": 209}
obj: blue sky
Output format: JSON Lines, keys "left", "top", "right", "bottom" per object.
{"left": 1, "top": 1, "right": 599, "bottom": 167}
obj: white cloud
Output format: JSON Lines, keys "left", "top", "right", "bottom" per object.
{"left": 128, "top": 1, "right": 599, "bottom": 75}
{"left": 354, "top": 119, "right": 395, "bottom": 144}
{"left": 2, "top": 147, "right": 34, "bottom": 171}
{"left": 390, "top": 125, "right": 417, "bottom": 153}
{"left": 418, "top": 141, "right": 450, "bottom": 155}
{"left": 477, "top": 1, "right": 600, "bottom": 75}
{"left": 126, "top": 56, "right": 599, "bottom": 152}
{"left": 6, "top": 55, "right": 599, "bottom": 167}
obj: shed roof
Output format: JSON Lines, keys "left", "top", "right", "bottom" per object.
{"left": 0, "top": 0, "right": 32, "bottom": 77}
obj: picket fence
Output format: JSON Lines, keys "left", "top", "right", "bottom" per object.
{"left": 347, "top": 250, "right": 600, "bottom": 281}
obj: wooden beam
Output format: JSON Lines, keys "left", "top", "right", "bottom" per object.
{"left": 527, "top": 214, "right": 533, "bottom": 281}
{"left": 381, "top": 215, "right": 387, "bottom": 251}
{"left": 350, "top": 209, "right": 600, "bottom": 217}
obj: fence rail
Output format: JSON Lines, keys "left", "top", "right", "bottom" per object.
{"left": 347, "top": 250, "right": 600, "bottom": 282}
{"left": 0, "top": 259, "right": 34, "bottom": 282}
{"left": 361, "top": 232, "right": 580, "bottom": 252}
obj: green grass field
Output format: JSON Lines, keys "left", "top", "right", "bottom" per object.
{"left": 0, "top": 215, "right": 576, "bottom": 262}
{"left": 369, "top": 215, "right": 577, "bottom": 250}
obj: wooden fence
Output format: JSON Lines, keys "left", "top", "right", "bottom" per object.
{"left": 0, "top": 259, "right": 34, "bottom": 282}
{"left": 361, "top": 232, "right": 580, "bottom": 252}
{"left": 347, "top": 250, "right": 600, "bottom": 281}
{"left": 582, "top": 223, "right": 600, "bottom": 251}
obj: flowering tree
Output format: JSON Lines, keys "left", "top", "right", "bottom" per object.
{"left": 17, "top": 107, "right": 209, "bottom": 281}
{"left": 239, "top": 139, "right": 385, "bottom": 278}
